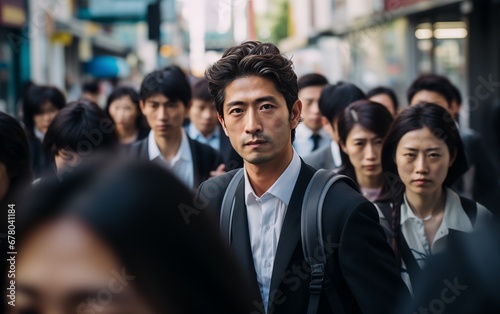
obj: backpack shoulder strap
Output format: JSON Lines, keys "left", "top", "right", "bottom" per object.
{"left": 302, "top": 169, "right": 355, "bottom": 314}
{"left": 459, "top": 196, "right": 478, "bottom": 226}
{"left": 220, "top": 168, "right": 244, "bottom": 245}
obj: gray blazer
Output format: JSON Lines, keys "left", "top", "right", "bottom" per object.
{"left": 303, "top": 145, "right": 341, "bottom": 171}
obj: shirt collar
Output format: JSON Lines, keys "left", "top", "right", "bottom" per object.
{"left": 187, "top": 123, "right": 220, "bottom": 141}
{"left": 330, "top": 141, "right": 342, "bottom": 167}
{"left": 400, "top": 188, "right": 474, "bottom": 232}
{"left": 34, "top": 127, "right": 44, "bottom": 141}
{"left": 148, "top": 129, "right": 192, "bottom": 163}
{"left": 295, "top": 123, "right": 314, "bottom": 140}
{"left": 244, "top": 150, "right": 302, "bottom": 206}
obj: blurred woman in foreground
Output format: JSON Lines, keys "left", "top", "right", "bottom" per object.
{"left": 13, "top": 159, "right": 252, "bottom": 313}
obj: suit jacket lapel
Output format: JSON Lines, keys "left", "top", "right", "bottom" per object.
{"left": 231, "top": 176, "right": 263, "bottom": 306}
{"left": 187, "top": 137, "right": 201, "bottom": 187}
{"left": 268, "top": 160, "right": 315, "bottom": 311}
{"left": 325, "top": 147, "right": 335, "bottom": 169}
{"left": 140, "top": 138, "right": 149, "bottom": 159}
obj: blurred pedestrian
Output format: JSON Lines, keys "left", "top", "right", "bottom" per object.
{"left": 400, "top": 221, "right": 500, "bottom": 314}
{"left": 0, "top": 111, "right": 32, "bottom": 312}
{"left": 200, "top": 40, "right": 408, "bottom": 314}
{"left": 367, "top": 86, "right": 399, "bottom": 117}
{"left": 129, "top": 66, "right": 223, "bottom": 189}
{"left": 105, "top": 86, "right": 149, "bottom": 148}
{"left": 293, "top": 73, "right": 331, "bottom": 156}
{"left": 379, "top": 103, "right": 492, "bottom": 292}
{"left": 303, "top": 81, "right": 366, "bottom": 171}
{"left": 0, "top": 112, "right": 32, "bottom": 203}
{"left": 22, "top": 85, "right": 66, "bottom": 178}
{"left": 13, "top": 159, "right": 253, "bottom": 314}
{"left": 186, "top": 77, "right": 243, "bottom": 170}
{"left": 408, "top": 74, "right": 499, "bottom": 213}
{"left": 81, "top": 80, "right": 100, "bottom": 105}
{"left": 43, "top": 100, "right": 118, "bottom": 178}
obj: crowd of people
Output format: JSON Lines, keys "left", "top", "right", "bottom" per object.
{"left": 1, "top": 40, "right": 499, "bottom": 313}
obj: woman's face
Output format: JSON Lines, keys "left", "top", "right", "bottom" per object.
{"left": 395, "top": 126, "right": 455, "bottom": 198}
{"left": 108, "top": 96, "right": 139, "bottom": 130}
{"left": 13, "top": 218, "right": 155, "bottom": 314}
{"left": 33, "top": 102, "right": 59, "bottom": 134}
{"left": 341, "top": 124, "right": 383, "bottom": 180}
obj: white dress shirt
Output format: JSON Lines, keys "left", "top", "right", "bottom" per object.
{"left": 187, "top": 123, "right": 221, "bottom": 151}
{"left": 244, "top": 150, "right": 301, "bottom": 312}
{"left": 293, "top": 123, "right": 331, "bottom": 157}
{"left": 400, "top": 187, "right": 491, "bottom": 292}
{"left": 330, "top": 140, "right": 343, "bottom": 168}
{"left": 148, "top": 129, "right": 194, "bottom": 189}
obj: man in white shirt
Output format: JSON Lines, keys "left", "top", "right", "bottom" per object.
{"left": 197, "top": 41, "right": 409, "bottom": 314}
{"left": 293, "top": 73, "right": 331, "bottom": 156}
{"left": 129, "top": 66, "right": 222, "bottom": 189}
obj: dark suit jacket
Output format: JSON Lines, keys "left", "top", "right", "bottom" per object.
{"left": 302, "top": 144, "right": 348, "bottom": 172}
{"left": 455, "top": 128, "right": 500, "bottom": 213}
{"left": 129, "top": 136, "right": 223, "bottom": 188}
{"left": 27, "top": 135, "right": 53, "bottom": 178}
{"left": 219, "top": 132, "right": 244, "bottom": 170}
{"left": 196, "top": 160, "right": 409, "bottom": 314}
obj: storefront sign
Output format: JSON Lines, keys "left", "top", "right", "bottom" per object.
{"left": 0, "top": 0, "right": 26, "bottom": 28}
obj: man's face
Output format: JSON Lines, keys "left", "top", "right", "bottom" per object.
{"left": 33, "top": 101, "right": 59, "bottom": 134}
{"left": 218, "top": 76, "right": 301, "bottom": 166}
{"left": 188, "top": 99, "right": 218, "bottom": 137}
{"left": 298, "top": 85, "right": 324, "bottom": 132}
{"left": 410, "top": 90, "right": 452, "bottom": 115}
{"left": 140, "top": 93, "right": 186, "bottom": 140}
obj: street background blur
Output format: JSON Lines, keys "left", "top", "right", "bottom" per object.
{"left": 1, "top": 0, "right": 499, "bottom": 165}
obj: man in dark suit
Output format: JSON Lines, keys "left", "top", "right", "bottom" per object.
{"left": 408, "top": 74, "right": 499, "bottom": 213}
{"left": 129, "top": 66, "right": 222, "bottom": 189}
{"left": 186, "top": 77, "right": 243, "bottom": 171}
{"left": 197, "top": 41, "right": 409, "bottom": 314}
{"left": 303, "top": 82, "right": 366, "bottom": 171}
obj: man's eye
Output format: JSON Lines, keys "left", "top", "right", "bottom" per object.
{"left": 229, "top": 108, "right": 243, "bottom": 114}
{"left": 261, "top": 104, "right": 272, "bottom": 110}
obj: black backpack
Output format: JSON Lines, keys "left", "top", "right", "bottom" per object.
{"left": 220, "top": 169, "right": 358, "bottom": 314}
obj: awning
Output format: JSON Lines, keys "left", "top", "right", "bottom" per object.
{"left": 84, "top": 56, "right": 130, "bottom": 78}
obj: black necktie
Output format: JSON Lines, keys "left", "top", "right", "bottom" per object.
{"left": 311, "top": 134, "right": 321, "bottom": 152}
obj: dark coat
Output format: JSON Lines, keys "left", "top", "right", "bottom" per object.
{"left": 455, "top": 128, "right": 500, "bottom": 213}
{"left": 196, "top": 160, "right": 409, "bottom": 314}
{"left": 27, "top": 135, "right": 52, "bottom": 178}
{"left": 218, "top": 132, "right": 244, "bottom": 170}
{"left": 129, "top": 136, "right": 223, "bottom": 188}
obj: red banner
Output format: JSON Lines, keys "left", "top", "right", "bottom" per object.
{"left": 385, "top": 0, "right": 425, "bottom": 11}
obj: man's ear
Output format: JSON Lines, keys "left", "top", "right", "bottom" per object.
{"left": 290, "top": 100, "right": 302, "bottom": 129}
{"left": 217, "top": 113, "right": 229, "bottom": 136}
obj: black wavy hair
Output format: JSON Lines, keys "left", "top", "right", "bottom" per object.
{"left": 140, "top": 65, "right": 192, "bottom": 107}
{"left": 205, "top": 41, "right": 298, "bottom": 140}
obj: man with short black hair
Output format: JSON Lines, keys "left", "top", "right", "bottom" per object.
{"left": 198, "top": 41, "right": 409, "bottom": 314}
{"left": 130, "top": 66, "right": 223, "bottom": 189}
{"left": 293, "top": 73, "right": 331, "bottom": 156}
